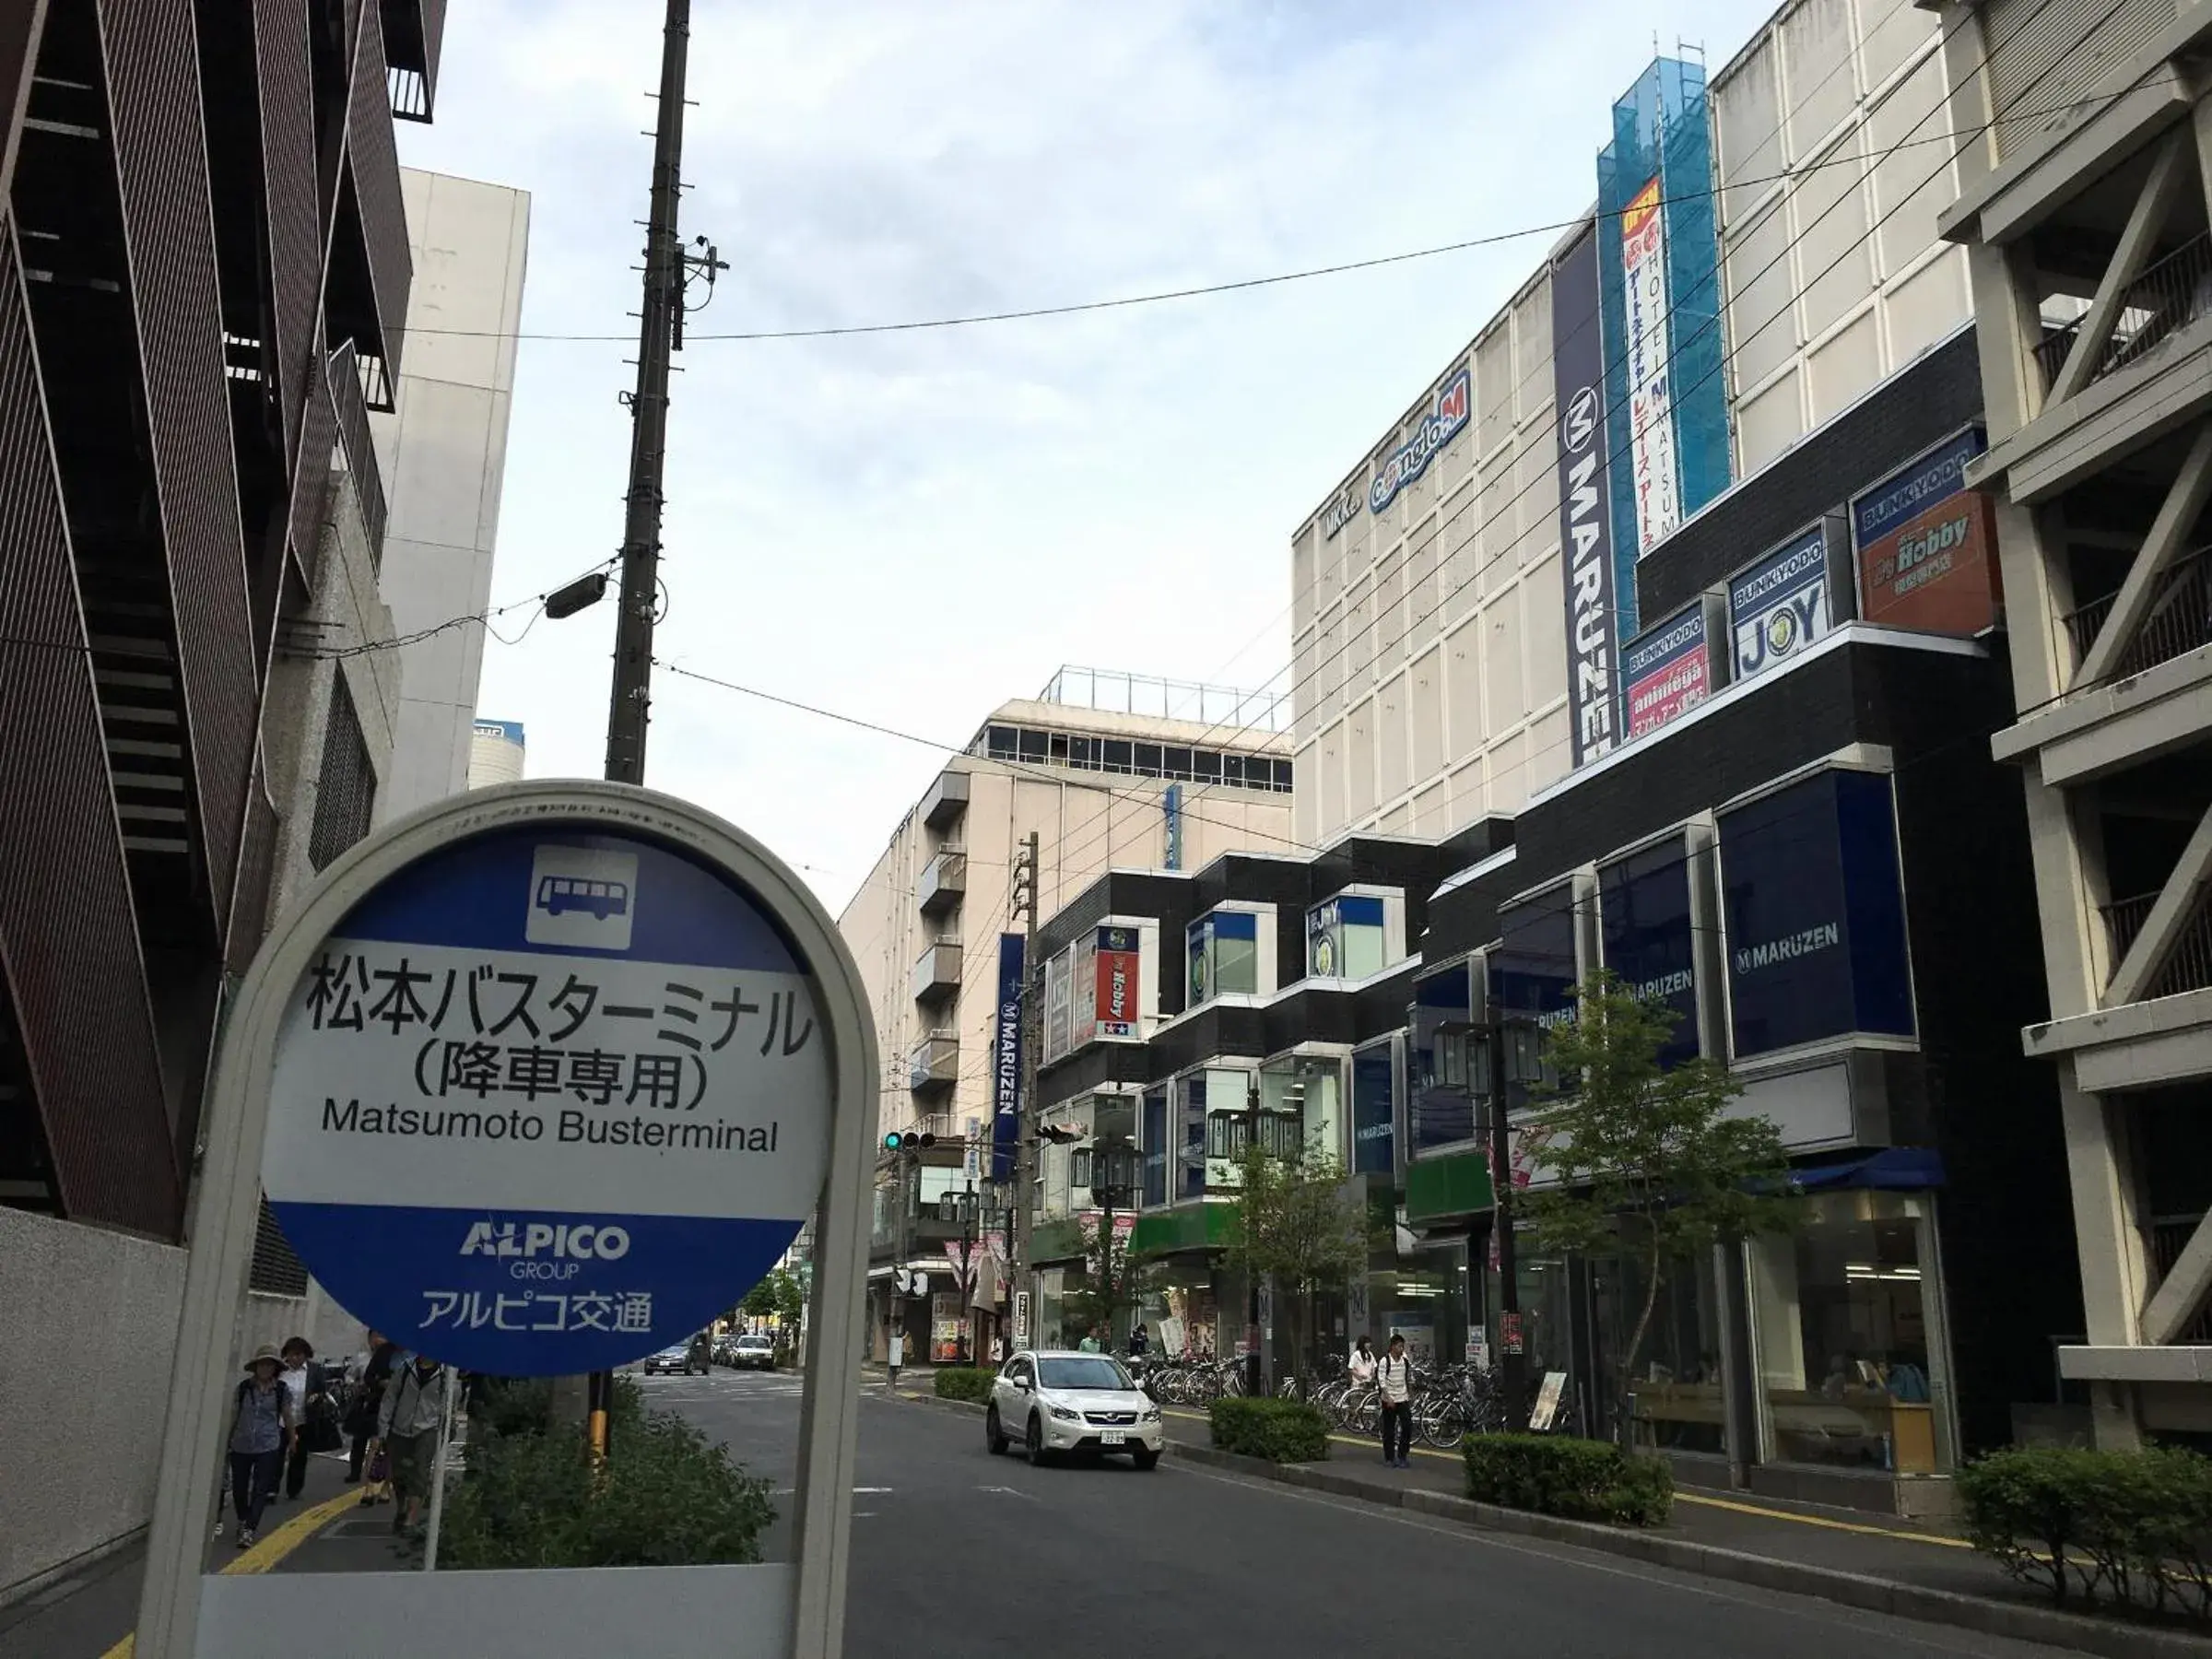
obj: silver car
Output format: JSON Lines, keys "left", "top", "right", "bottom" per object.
{"left": 985, "top": 1349, "right": 1163, "bottom": 1468}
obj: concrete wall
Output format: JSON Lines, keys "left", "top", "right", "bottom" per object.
{"left": 371, "top": 168, "right": 530, "bottom": 822}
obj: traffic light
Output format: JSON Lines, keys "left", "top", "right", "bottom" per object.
{"left": 881, "top": 1130, "right": 938, "bottom": 1153}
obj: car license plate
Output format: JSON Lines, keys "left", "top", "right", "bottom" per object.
{"left": 1100, "top": 1430, "right": 1125, "bottom": 1445}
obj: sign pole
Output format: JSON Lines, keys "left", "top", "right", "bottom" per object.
{"left": 421, "top": 1366, "right": 457, "bottom": 1571}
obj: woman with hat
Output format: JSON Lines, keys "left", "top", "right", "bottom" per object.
{"left": 227, "top": 1345, "right": 294, "bottom": 1548}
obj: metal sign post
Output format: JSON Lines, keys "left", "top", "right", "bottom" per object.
{"left": 133, "top": 782, "right": 877, "bottom": 1659}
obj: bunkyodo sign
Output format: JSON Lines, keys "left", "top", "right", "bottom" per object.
{"left": 1620, "top": 177, "right": 1681, "bottom": 557}
{"left": 1852, "top": 428, "right": 2001, "bottom": 636}
{"left": 1093, "top": 925, "right": 1141, "bottom": 1038}
{"left": 259, "top": 818, "right": 835, "bottom": 1375}
{"left": 1552, "top": 224, "right": 1619, "bottom": 766}
{"left": 1622, "top": 602, "right": 1712, "bottom": 738}
{"left": 1369, "top": 365, "right": 1470, "bottom": 516}
{"left": 1729, "top": 528, "right": 1830, "bottom": 683}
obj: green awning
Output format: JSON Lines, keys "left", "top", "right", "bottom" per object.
{"left": 1405, "top": 1149, "right": 1494, "bottom": 1227}
{"left": 1130, "top": 1201, "right": 1236, "bottom": 1256}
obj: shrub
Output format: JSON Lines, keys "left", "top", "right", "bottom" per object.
{"left": 1958, "top": 1444, "right": 2212, "bottom": 1618}
{"left": 1210, "top": 1396, "right": 1330, "bottom": 1463}
{"left": 934, "top": 1367, "right": 994, "bottom": 1404}
{"left": 1463, "top": 1433, "right": 1673, "bottom": 1526}
{"left": 429, "top": 1403, "right": 773, "bottom": 1570}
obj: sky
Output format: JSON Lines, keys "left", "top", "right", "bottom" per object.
{"left": 394, "top": 0, "right": 1782, "bottom": 914}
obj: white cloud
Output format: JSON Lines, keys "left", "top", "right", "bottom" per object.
{"left": 397, "top": 0, "right": 1780, "bottom": 912}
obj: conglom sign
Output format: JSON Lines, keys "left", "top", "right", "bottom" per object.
{"left": 1369, "top": 366, "right": 1470, "bottom": 517}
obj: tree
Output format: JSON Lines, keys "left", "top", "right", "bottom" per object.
{"left": 1521, "top": 972, "right": 1797, "bottom": 1448}
{"left": 1227, "top": 1144, "right": 1369, "bottom": 1390}
{"left": 740, "top": 1275, "right": 779, "bottom": 1321}
{"left": 740, "top": 1267, "right": 805, "bottom": 1335}
{"left": 1062, "top": 1216, "right": 1154, "bottom": 1348}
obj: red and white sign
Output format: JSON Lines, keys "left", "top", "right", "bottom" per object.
{"left": 1095, "top": 929, "right": 1141, "bottom": 1039}
{"left": 1620, "top": 177, "right": 1680, "bottom": 557}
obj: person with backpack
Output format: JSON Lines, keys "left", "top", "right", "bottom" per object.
{"left": 1376, "top": 1334, "right": 1415, "bottom": 1468}
{"left": 227, "top": 1345, "right": 294, "bottom": 1548}
{"left": 345, "top": 1331, "right": 398, "bottom": 1488}
{"left": 276, "top": 1336, "right": 334, "bottom": 1501}
{"left": 375, "top": 1350, "right": 448, "bottom": 1536}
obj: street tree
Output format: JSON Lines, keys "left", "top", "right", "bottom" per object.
{"left": 1521, "top": 971, "right": 1796, "bottom": 1447}
{"left": 1064, "top": 1216, "right": 1154, "bottom": 1349}
{"left": 1227, "top": 1144, "right": 1369, "bottom": 1389}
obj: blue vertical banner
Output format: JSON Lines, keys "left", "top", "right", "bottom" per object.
{"left": 991, "top": 933, "right": 1025, "bottom": 1180}
{"left": 1163, "top": 783, "right": 1183, "bottom": 871}
{"left": 1597, "top": 56, "right": 1731, "bottom": 582}
{"left": 1553, "top": 223, "right": 1621, "bottom": 767}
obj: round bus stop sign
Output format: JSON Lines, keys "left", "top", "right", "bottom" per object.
{"left": 258, "top": 813, "right": 833, "bottom": 1374}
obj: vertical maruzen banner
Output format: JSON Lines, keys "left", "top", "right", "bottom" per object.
{"left": 1093, "top": 925, "right": 1141, "bottom": 1038}
{"left": 1620, "top": 177, "right": 1680, "bottom": 557}
{"left": 1621, "top": 602, "right": 1711, "bottom": 737}
{"left": 1851, "top": 429, "right": 2000, "bottom": 635}
{"left": 991, "top": 934, "right": 1024, "bottom": 1181}
{"left": 1552, "top": 224, "right": 1619, "bottom": 767}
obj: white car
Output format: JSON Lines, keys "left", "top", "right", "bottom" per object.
{"left": 985, "top": 1349, "right": 1163, "bottom": 1469}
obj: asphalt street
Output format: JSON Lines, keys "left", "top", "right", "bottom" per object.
{"left": 650, "top": 1371, "right": 2101, "bottom": 1659}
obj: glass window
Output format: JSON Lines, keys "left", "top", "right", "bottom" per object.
{"left": 1164, "top": 746, "right": 1194, "bottom": 781}
{"left": 1409, "top": 961, "right": 1477, "bottom": 1153}
{"left": 1206, "top": 1112, "right": 1246, "bottom": 1160}
{"left": 1134, "top": 742, "right": 1162, "bottom": 776}
{"left": 1310, "top": 894, "right": 1390, "bottom": 978}
{"left": 1038, "top": 1355, "right": 1135, "bottom": 1390}
{"left": 1223, "top": 753, "right": 1246, "bottom": 786}
{"left": 1262, "top": 1053, "right": 1344, "bottom": 1165}
{"left": 1179, "top": 1075, "right": 1206, "bottom": 1200}
{"left": 1102, "top": 738, "right": 1132, "bottom": 773}
{"left": 1214, "top": 911, "right": 1259, "bottom": 996}
{"left": 1750, "top": 1191, "right": 1942, "bottom": 1472}
{"left": 1070, "top": 735, "right": 1093, "bottom": 769}
{"left": 1350, "top": 1041, "right": 1398, "bottom": 1173}
{"left": 1048, "top": 733, "right": 1069, "bottom": 762}
{"left": 1141, "top": 1088, "right": 1168, "bottom": 1207}
{"left": 1193, "top": 749, "right": 1223, "bottom": 783}
{"left": 1605, "top": 1253, "right": 1727, "bottom": 1454}
{"left": 1273, "top": 759, "right": 1296, "bottom": 792}
{"left": 987, "top": 725, "right": 1017, "bottom": 760}
{"left": 1018, "top": 728, "right": 1048, "bottom": 762}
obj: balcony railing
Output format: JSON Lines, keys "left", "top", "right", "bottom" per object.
{"left": 911, "top": 939, "right": 962, "bottom": 1004}
{"left": 907, "top": 1031, "right": 959, "bottom": 1093}
{"left": 2033, "top": 233, "right": 2212, "bottom": 398}
{"left": 2150, "top": 1215, "right": 2212, "bottom": 1343}
{"left": 2061, "top": 547, "right": 2212, "bottom": 685}
{"left": 2101, "top": 887, "right": 2212, "bottom": 1001}
{"left": 325, "top": 341, "right": 387, "bottom": 561}
{"left": 918, "top": 848, "right": 966, "bottom": 917}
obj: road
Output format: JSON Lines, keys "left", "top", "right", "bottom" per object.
{"left": 649, "top": 1371, "right": 2098, "bottom": 1659}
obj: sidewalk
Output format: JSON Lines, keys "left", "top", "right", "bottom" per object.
{"left": 0, "top": 1446, "right": 418, "bottom": 1659}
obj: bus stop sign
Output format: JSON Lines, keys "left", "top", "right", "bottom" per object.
{"left": 258, "top": 818, "right": 833, "bottom": 1373}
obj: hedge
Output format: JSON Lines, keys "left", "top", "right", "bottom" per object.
{"left": 934, "top": 1367, "right": 994, "bottom": 1404}
{"left": 427, "top": 1402, "right": 773, "bottom": 1569}
{"left": 1464, "top": 1434, "right": 1672, "bottom": 1526}
{"left": 1210, "top": 1396, "right": 1330, "bottom": 1463}
{"left": 1958, "top": 1444, "right": 2212, "bottom": 1619}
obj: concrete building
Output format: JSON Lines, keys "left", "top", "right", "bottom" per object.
{"left": 468, "top": 718, "right": 528, "bottom": 788}
{"left": 837, "top": 668, "right": 1294, "bottom": 1359}
{"left": 372, "top": 169, "right": 531, "bottom": 820}
{"left": 1935, "top": 0, "right": 2212, "bottom": 1441}
{"left": 0, "top": 0, "right": 441, "bottom": 1606}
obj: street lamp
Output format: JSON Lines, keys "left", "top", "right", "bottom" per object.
{"left": 1460, "top": 1012, "right": 1547, "bottom": 1432}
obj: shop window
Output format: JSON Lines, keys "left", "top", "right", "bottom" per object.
{"left": 987, "top": 725, "right": 1018, "bottom": 760}
{"left": 1308, "top": 894, "right": 1389, "bottom": 979}
{"left": 1408, "top": 961, "right": 1476, "bottom": 1154}
{"left": 1262, "top": 1053, "right": 1343, "bottom": 1165}
{"left": 1178, "top": 1074, "right": 1206, "bottom": 1200}
{"left": 1141, "top": 1088, "right": 1169, "bottom": 1207}
{"left": 1350, "top": 1041, "right": 1399, "bottom": 1173}
{"left": 1187, "top": 909, "right": 1261, "bottom": 1005}
{"left": 1749, "top": 1191, "right": 1943, "bottom": 1472}
{"left": 1604, "top": 1253, "right": 1727, "bottom": 1455}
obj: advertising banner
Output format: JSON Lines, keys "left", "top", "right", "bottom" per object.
{"left": 1729, "top": 528, "right": 1830, "bottom": 683}
{"left": 1094, "top": 924, "right": 1141, "bottom": 1038}
{"left": 1369, "top": 365, "right": 1470, "bottom": 517}
{"left": 1043, "top": 946, "right": 1072, "bottom": 1065}
{"left": 1719, "top": 769, "right": 1915, "bottom": 1059}
{"left": 992, "top": 934, "right": 1024, "bottom": 1180}
{"left": 1852, "top": 429, "right": 1999, "bottom": 636}
{"left": 1598, "top": 838, "right": 1700, "bottom": 1066}
{"left": 1070, "top": 931, "right": 1099, "bottom": 1050}
{"left": 1552, "top": 225, "right": 1620, "bottom": 767}
{"left": 1621, "top": 177, "right": 1681, "bottom": 557}
{"left": 1622, "top": 602, "right": 1712, "bottom": 738}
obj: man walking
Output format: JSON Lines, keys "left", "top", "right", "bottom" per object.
{"left": 376, "top": 1349, "right": 448, "bottom": 1536}
{"left": 1376, "top": 1334, "right": 1415, "bottom": 1469}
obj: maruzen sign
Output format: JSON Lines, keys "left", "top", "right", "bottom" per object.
{"left": 1369, "top": 367, "right": 1470, "bottom": 517}
{"left": 1551, "top": 227, "right": 1620, "bottom": 766}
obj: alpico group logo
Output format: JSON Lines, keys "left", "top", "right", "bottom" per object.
{"left": 1369, "top": 367, "right": 1471, "bottom": 515}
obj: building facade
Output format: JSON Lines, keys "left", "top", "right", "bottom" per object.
{"left": 837, "top": 669, "right": 1294, "bottom": 1360}
{"left": 0, "top": 0, "right": 440, "bottom": 1604}
{"left": 1935, "top": 0, "right": 2212, "bottom": 1441}
{"left": 373, "top": 168, "right": 531, "bottom": 820}
{"left": 468, "top": 717, "right": 528, "bottom": 789}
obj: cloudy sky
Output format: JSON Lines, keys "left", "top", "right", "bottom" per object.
{"left": 394, "top": 0, "right": 1779, "bottom": 912}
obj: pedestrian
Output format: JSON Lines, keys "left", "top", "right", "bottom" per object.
{"left": 276, "top": 1337, "right": 331, "bottom": 1501}
{"left": 1077, "top": 1328, "right": 1100, "bottom": 1354}
{"left": 345, "top": 1331, "right": 398, "bottom": 1488}
{"left": 226, "top": 1345, "right": 293, "bottom": 1549}
{"left": 375, "top": 1349, "right": 448, "bottom": 1536}
{"left": 1376, "top": 1334, "right": 1415, "bottom": 1468}
{"left": 886, "top": 1324, "right": 904, "bottom": 1394}
{"left": 1348, "top": 1335, "right": 1376, "bottom": 1384}
{"left": 1127, "top": 1322, "right": 1149, "bottom": 1359}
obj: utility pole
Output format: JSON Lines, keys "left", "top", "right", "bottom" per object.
{"left": 1483, "top": 1016, "right": 1535, "bottom": 1433}
{"left": 1010, "top": 832, "right": 1041, "bottom": 1347}
{"left": 585, "top": 0, "right": 723, "bottom": 1459}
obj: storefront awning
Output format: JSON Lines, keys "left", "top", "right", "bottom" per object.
{"left": 1788, "top": 1147, "right": 1946, "bottom": 1192}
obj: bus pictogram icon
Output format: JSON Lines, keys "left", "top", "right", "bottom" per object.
{"left": 524, "top": 846, "right": 639, "bottom": 950}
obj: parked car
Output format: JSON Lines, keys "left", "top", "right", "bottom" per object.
{"left": 643, "top": 1344, "right": 701, "bottom": 1376}
{"left": 985, "top": 1349, "right": 1162, "bottom": 1468}
{"left": 730, "top": 1334, "right": 776, "bottom": 1371}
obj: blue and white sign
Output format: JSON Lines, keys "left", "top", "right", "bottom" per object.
{"left": 1728, "top": 528, "right": 1830, "bottom": 683}
{"left": 991, "top": 933, "right": 1025, "bottom": 1181}
{"left": 259, "top": 823, "right": 834, "bottom": 1375}
{"left": 1369, "top": 366, "right": 1470, "bottom": 516}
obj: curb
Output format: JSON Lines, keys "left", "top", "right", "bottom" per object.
{"left": 892, "top": 1392, "right": 2208, "bottom": 1657}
